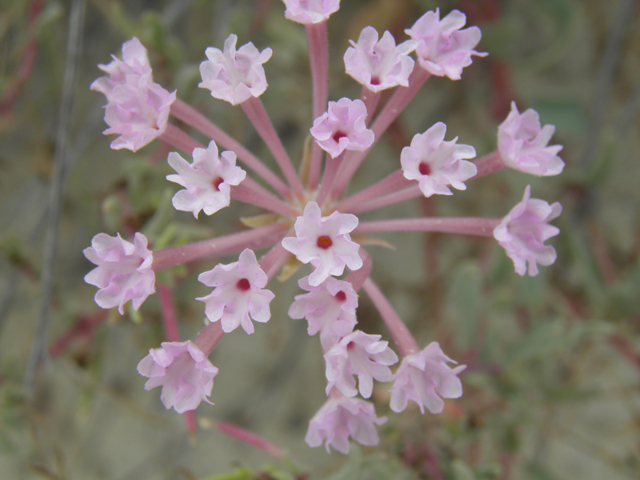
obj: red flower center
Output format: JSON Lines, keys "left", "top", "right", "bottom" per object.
{"left": 317, "top": 235, "right": 333, "bottom": 249}
{"left": 212, "top": 177, "right": 224, "bottom": 191}
{"left": 332, "top": 130, "right": 347, "bottom": 143}
{"left": 334, "top": 290, "right": 347, "bottom": 302}
{"left": 236, "top": 278, "right": 251, "bottom": 291}
{"left": 418, "top": 162, "right": 431, "bottom": 176}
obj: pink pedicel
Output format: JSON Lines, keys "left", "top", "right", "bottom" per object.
{"left": 166, "top": 140, "right": 246, "bottom": 218}
{"left": 281, "top": 201, "right": 362, "bottom": 286}
{"left": 401, "top": 122, "right": 477, "bottom": 197}
{"left": 310, "top": 98, "right": 375, "bottom": 158}
{"left": 389, "top": 342, "right": 465, "bottom": 414}
{"left": 498, "top": 102, "right": 565, "bottom": 176}
{"left": 197, "top": 249, "right": 275, "bottom": 334}
{"left": 288, "top": 275, "right": 358, "bottom": 350}
{"left": 199, "top": 34, "right": 272, "bottom": 106}
{"left": 324, "top": 330, "right": 398, "bottom": 399}
{"left": 83, "top": 232, "right": 155, "bottom": 315}
{"left": 406, "top": 8, "right": 487, "bottom": 80}
{"left": 305, "top": 394, "right": 386, "bottom": 454}
{"left": 283, "top": 0, "right": 340, "bottom": 24}
{"left": 493, "top": 185, "right": 562, "bottom": 276}
{"left": 137, "top": 341, "right": 219, "bottom": 413}
{"left": 344, "top": 26, "right": 416, "bottom": 92}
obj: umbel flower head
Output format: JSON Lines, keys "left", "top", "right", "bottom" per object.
{"left": 493, "top": 185, "right": 562, "bottom": 276}
{"left": 199, "top": 34, "right": 272, "bottom": 105}
{"left": 83, "top": 232, "right": 155, "bottom": 314}
{"left": 498, "top": 102, "right": 564, "bottom": 176}
{"left": 167, "top": 140, "right": 246, "bottom": 218}
{"left": 137, "top": 341, "right": 219, "bottom": 413}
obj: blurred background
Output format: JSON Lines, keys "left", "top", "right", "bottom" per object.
{"left": 1, "top": 0, "right": 639, "bottom": 478}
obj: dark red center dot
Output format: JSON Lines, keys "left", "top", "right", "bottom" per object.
{"left": 332, "top": 130, "right": 347, "bottom": 143}
{"left": 212, "top": 177, "right": 224, "bottom": 191}
{"left": 317, "top": 235, "right": 333, "bottom": 249}
{"left": 418, "top": 162, "right": 431, "bottom": 176}
{"left": 334, "top": 290, "right": 347, "bottom": 302}
{"left": 236, "top": 278, "right": 251, "bottom": 291}
{"left": 346, "top": 341, "right": 355, "bottom": 351}
{"left": 370, "top": 76, "right": 381, "bottom": 86}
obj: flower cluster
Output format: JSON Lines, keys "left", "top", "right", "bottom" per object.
{"left": 85, "top": 4, "right": 563, "bottom": 455}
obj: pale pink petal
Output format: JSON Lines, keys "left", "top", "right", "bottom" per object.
{"left": 283, "top": 0, "right": 340, "bottom": 24}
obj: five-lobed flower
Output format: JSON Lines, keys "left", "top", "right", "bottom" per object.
{"left": 305, "top": 394, "right": 386, "bottom": 454}
{"left": 288, "top": 275, "right": 358, "bottom": 350}
{"left": 281, "top": 201, "right": 362, "bottom": 286}
{"left": 406, "top": 8, "right": 486, "bottom": 80}
{"left": 197, "top": 249, "right": 275, "bottom": 334}
{"left": 401, "top": 122, "right": 477, "bottom": 197}
{"left": 199, "top": 34, "right": 272, "bottom": 106}
{"left": 498, "top": 102, "right": 564, "bottom": 176}
{"left": 137, "top": 341, "right": 219, "bottom": 413}
{"left": 83, "top": 232, "right": 155, "bottom": 315}
{"left": 310, "top": 98, "right": 375, "bottom": 158}
{"left": 493, "top": 185, "right": 562, "bottom": 277}
{"left": 324, "top": 331, "right": 398, "bottom": 398}
{"left": 166, "top": 140, "right": 246, "bottom": 218}
{"left": 389, "top": 342, "right": 465, "bottom": 414}
{"left": 344, "top": 26, "right": 416, "bottom": 92}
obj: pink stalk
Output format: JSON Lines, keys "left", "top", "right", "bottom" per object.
{"left": 344, "top": 249, "right": 372, "bottom": 292}
{"left": 315, "top": 152, "right": 344, "bottom": 207}
{"left": 355, "top": 217, "right": 501, "bottom": 236}
{"left": 306, "top": 21, "right": 329, "bottom": 190}
{"left": 157, "top": 284, "right": 181, "bottom": 342}
{"left": 193, "top": 321, "right": 224, "bottom": 354}
{"left": 230, "top": 183, "right": 299, "bottom": 217}
{"left": 157, "top": 283, "right": 197, "bottom": 432}
{"left": 335, "top": 170, "right": 412, "bottom": 212}
{"left": 241, "top": 97, "right": 304, "bottom": 198}
{"left": 345, "top": 185, "right": 422, "bottom": 214}
{"left": 332, "top": 67, "right": 431, "bottom": 196}
{"left": 160, "top": 123, "right": 204, "bottom": 153}
{"left": 360, "top": 86, "right": 381, "bottom": 125}
{"left": 170, "top": 99, "right": 291, "bottom": 198}
{"left": 152, "top": 223, "right": 287, "bottom": 271}
{"left": 215, "top": 420, "right": 283, "bottom": 460}
{"left": 258, "top": 243, "right": 291, "bottom": 280}
{"left": 362, "top": 278, "right": 419, "bottom": 357}
{"left": 472, "top": 150, "right": 505, "bottom": 179}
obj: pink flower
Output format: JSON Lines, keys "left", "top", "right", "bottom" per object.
{"left": 305, "top": 395, "right": 386, "bottom": 454}
{"left": 325, "top": 331, "right": 398, "bottom": 398}
{"left": 137, "top": 341, "right": 219, "bottom": 413}
{"left": 281, "top": 202, "right": 362, "bottom": 286}
{"left": 389, "top": 342, "right": 465, "bottom": 414}
{"left": 310, "top": 98, "right": 375, "bottom": 158}
{"left": 166, "top": 140, "right": 246, "bottom": 218}
{"left": 197, "top": 249, "right": 275, "bottom": 334}
{"left": 283, "top": 0, "right": 340, "bottom": 24}
{"left": 406, "top": 9, "right": 486, "bottom": 80}
{"left": 90, "top": 37, "right": 152, "bottom": 99}
{"left": 288, "top": 275, "right": 358, "bottom": 349}
{"left": 83, "top": 232, "right": 155, "bottom": 314}
{"left": 493, "top": 185, "right": 562, "bottom": 276}
{"left": 344, "top": 26, "right": 416, "bottom": 92}
{"left": 100, "top": 72, "right": 176, "bottom": 151}
{"left": 401, "top": 122, "right": 477, "bottom": 197}
{"left": 498, "top": 102, "right": 564, "bottom": 176}
{"left": 199, "top": 34, "right": 272, "bottom": 105}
